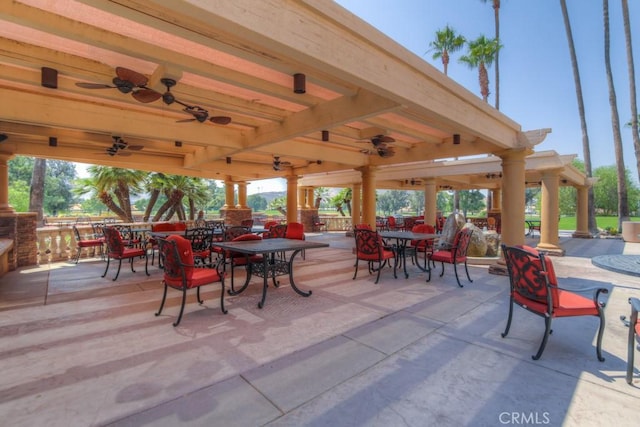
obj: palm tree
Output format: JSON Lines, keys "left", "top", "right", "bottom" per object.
{"left": 29, "top": 158, "right": 46, "bottom": 226}
{"left": 142, "top": 172, "right": 167, "bottom": 222}
{"left": 560, "top": 0, "right": 598, "bottom": 234}
{"left": 75, "top": 166, "right": 146, "bottom": 222}
{"left": 603, "top": 0, "right": 629, "bottom": 229}
{"left": 621, "top": 0, "right": 640, "bottom": 183}
{"left": 428, "top": 25, "right": 466, "bottom": 75}
{"left": 481, "top": 0, "right": 502, "bottom": 110}
{"left": 459, "top": 35, "right": 501, "bottom": 103}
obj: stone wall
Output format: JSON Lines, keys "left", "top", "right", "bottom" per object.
{"left": 17, "top": 213, "right": 38, "bottom": 267}
{"left": 0, "top": 213, "right": 16, "bottom": 271}
{"left": 220, "top": 208, "right": 252, "bottom": 226}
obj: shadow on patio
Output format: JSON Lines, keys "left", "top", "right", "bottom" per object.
{"left": 0, "top": 233, "right": 639, "bottom": 426}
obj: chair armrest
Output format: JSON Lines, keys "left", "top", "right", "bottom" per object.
{"left": 554, "top": 284, "right": 609, "bottom": 306}
{"left": 630, "top": 297, "right": 640, "bottom": 315}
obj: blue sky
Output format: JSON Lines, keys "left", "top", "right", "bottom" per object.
{"left": 335, "top": 0, "right": 640, "bottom": 178}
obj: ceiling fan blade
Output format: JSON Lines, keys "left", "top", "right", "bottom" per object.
{"left": 117, "top": 151, "right": 133, "bottom": 157}
{"left": 76, "top": 82, "right": 114, "bottom": 89}
{"left": 209, "top": 116, "right": 232, "bottom": 125}
{"left": 115, "top": 67, "right": 148, "bottom": 87}
{"left": 127, "top": 145, "right": 144, "bottom": 151}
{"left": 132, "top": 89, "right": 161, "bottom": 103}
{"left": 378, "top": 135, "right": 395, "bottom": 143}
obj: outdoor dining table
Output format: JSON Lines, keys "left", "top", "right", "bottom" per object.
{"left": 211, "top": 238, "right": 329, "bottom": 308}
{"left": 379, "top": 230, "right": 439, "bottom": 278}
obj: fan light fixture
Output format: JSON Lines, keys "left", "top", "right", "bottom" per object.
{"left": 273, "top": 156, "right": 281, "bottom": 171}
{"left": 322, "top": 130, "right": 329, "bottom": 141}
{"left": 48, "top": 137, "right": 57, "bottom": 147}
{"left": 293, "top": 73, "right": 306, "bottom": 94}
{"left": 0, "top": 134, "right": 7, "bottom": 143}
{"left": 485, "top": 173, "right": 502, "bottom": 179}
{"left": 453, "top": 134, "right": 461, "bottom": 145}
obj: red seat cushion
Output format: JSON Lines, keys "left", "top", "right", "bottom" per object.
{"left": 78, "top": 239, "right": 103, "bottom": 248}
{"left": 357, "top": 249, "right": 395, "bottom": 261}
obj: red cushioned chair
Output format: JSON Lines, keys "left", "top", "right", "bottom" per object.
{"left": 184, "top": 227, "right": 214, "bottom": 267}
{"left": 409, "top": 224, "right": 436, "bottom": 270}
{"left": 72, "top": 224, "right": 104, "bottom": 264}
{"left": 353, "top": 228, "right": 396, "bottom": 284}
{"left": 501, "top": 244, "right": 608, "bottom": 361}
{"left": 267, "top": 224, "right": 288, "bottom": 239}
{"left": 285, "top": 222, "right": 306, "bottom": 259}
{"left": 156, "top": 235, "right": 227, "bottom": 326}
{"left": 312, "top": 215, "right": 326, "bottom": 232}
{"left": 102, "top": 226, "right": 149, "bottom": 281}
{"left": 427, "top": 227, "right": 474, "bottom": 287}
{"left": 386, "top": 216, "right": 401, "bottom": 231}
{"left": 626, "top": 297, "right": 640, "bottom": 383}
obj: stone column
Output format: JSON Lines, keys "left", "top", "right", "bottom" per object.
{"left": 490, "top": 189, "right": 502, "bottom": 212}
{"left": 286, "top": 174, "right": 299, "bottom": 224}
{"left": 572, "top": 184, "right": 591, "bottom": 238}
{"left": 351, "top": 182, "right": 362, "bottom": 227}
{"left": 236, "top": 181, "right": 248, "bottom": 208}
{"left": 536, "top": 169, "right": 564, "bottom": 255}
{"left": 424, "top": 178, "right": 437, "bottom": 227}
{"left": 360, "top": 166, "right": 377, "bottom": 228}
{"left": 0, "top": 154, "right": 15, "bottom": 213}
{"left": 306, "top": 188, "right": 314, "bottom": 209}
{"left": 499, "top": 149, "right": 528, "bottom": 248}
{"left": 223, "top": 178, "right": 235, "bottom": 209}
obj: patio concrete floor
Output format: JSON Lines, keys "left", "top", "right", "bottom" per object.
{"left": 0, "top": 232, "right": 639, "bottom": 426}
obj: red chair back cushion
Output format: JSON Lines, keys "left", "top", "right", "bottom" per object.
{"left": 166, "top": 235, "right": 194, "bottom": 282}
{"left": 285, "top": 222, "right": 305, "bottom": 240}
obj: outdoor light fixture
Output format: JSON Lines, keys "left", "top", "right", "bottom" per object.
{"left": 48, "top": 136, "right": 57, "bottom": 147}
{"left": 485, "top": 173, "right": 502, "bottom": 179}
{"left": 41, "top": 67, "right": 58, "bottom": 88}
{"left": 453, "top": 134, "right": 461, "bottom": 145}
{"left": 226, "top": 156, "right": 232, "bottom": 164}
{"left": 316, "top": 160, "right": 323, "bottom": 165}
{"left": 0, "top": 134, "right": 7, "bottom": 143}
{"left": 174, "top": 140, "right": 182, "bottom": 147}
{"left": 293, "top": 73, "right": 306, "bottom": 94}
{"left": 322, "top": 130, "right": 329, "bottom": 141}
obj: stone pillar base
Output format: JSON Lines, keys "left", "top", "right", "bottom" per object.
{"left": 535, "top": 243, "right": 565, "bottom": 257}
{"left": 220, "top": 208, "right": 252, "bottom": 226}
{"left": 571, "top": 231, "right": 593, "bottom": 239}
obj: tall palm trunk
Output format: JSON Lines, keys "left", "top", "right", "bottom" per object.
{"left": 560, "top": 0, "right": 598, "bottom": 234}
{"left": 29, "top": 158, "right": 46, "bottom": 225}
{"left": 479, "top": 62, "right": 490, "bottom": 102}
{"left": 493, "top": 0, "right": 500, "bottom": 110}
{"left": 143, "top": 189, "right": 160, "bottom": 222}
{"left": 622, "top": 0, "right": 640, "bottom": 183}
{"left": 603, "top": 0, "right": 629, "bottom": 229}
{"left": 98, "top": 191, "right": 129, "bottom": 221}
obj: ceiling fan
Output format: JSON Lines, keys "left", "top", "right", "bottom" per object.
{"left": 103, "top": 136, "right": 144, "bottom": 157}
{"left": 76, "top": 67, "right": 160, "bottom": 103}
{"left": 272, "top": 156, "right": 292, "bottom": 171}
{"left": 77, "top": 68, "right": 232, "bottom": 125}
{"left": 358, "top": 134, "right": 396, "bottom": 157}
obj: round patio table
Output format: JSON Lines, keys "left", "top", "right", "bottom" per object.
{"left": 591, "top": 254, "right": 640, "bottom": 277}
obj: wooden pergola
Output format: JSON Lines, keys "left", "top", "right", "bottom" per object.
{"left": 0, "top": 0, "right": 582, "bottom": 269}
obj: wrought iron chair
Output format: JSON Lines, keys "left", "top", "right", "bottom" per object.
{"left": 285, "top": 222, "right": 306, "bottom": 259}
{"left": 101, "top": 226, "right": 149, "bottom": 281}
{"left": 156, "top": 235, "right": 227, "bottom": 326}
{"left": 625, "top": 297, "right": 640, "bottom": 383}
{"left": 501, "top": 244, "right": 608, "bottom": 361}
{"left": 184, "top": 227, "right": 214, "bottom": 267}
{"left": 427, "top": 227, "right": 474, "bottom": 287}
{"left": 408, "top": 223, "right": 436, "bottom": 270}
{"left": 311, "top": 215, "right": 326, "bottom": 232}
{"left": 386, "top": 216, "right": 401, "bottom": 231}
{"left": 353, "top": 228, "right": 396, "bottom": 284}
{"left": 72, "top": 224, "right": 104, "bottom": 263}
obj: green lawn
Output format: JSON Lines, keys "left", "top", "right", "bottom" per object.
{"left": 528, "top": 216, "right": 640, "bottom": 231}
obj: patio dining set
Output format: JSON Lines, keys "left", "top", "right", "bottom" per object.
{"left": 72, "top": 218, "right": 640, "bottom": 385}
